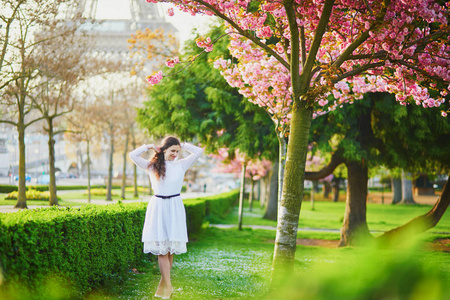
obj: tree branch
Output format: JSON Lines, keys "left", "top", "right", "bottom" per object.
{"left": 332, "top": 0, "right": 390, "bottom": 69}
{"left": 331, "top": 61, "right": 384, "bottom": 83}
{"left": 0, "top": 119, "right": 19, "bottom": 127}
{"left": 299, "top": 0, "right": 336, "bottom": 93}
{"left": 305, "top": 149, "right": 345, "bottom": 180}
{"left": 192, "top": 0, "right": 290, "bottom": 70}
{"left": 376, "top": 175, "right": 450, "bottom": 248}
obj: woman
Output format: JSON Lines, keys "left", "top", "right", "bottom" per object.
{"left": 129, "top": 136, "right": 203, "bottom": 299}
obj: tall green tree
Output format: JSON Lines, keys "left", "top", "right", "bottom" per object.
{"left": 136, "top": 24, "right": 278, "bottom": 225}
{"left": 307, "top": 92, "right": 450, "bottom": 246}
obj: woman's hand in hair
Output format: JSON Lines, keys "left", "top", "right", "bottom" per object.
{"left": 146, "top": 144, "right": 161, "bottom": 153}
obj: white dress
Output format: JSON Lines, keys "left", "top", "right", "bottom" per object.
{"left": 129, "top": 142, "right": 203, "bottom": 255}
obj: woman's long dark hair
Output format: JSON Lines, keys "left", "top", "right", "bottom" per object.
{"left": 148, "top": 136, "right": 180, "bottom": 180}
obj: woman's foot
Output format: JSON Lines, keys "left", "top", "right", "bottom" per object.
{"left": 154, "top": 283, "right": 164, "bottom": 298}
{"left": 162, "top": 285, "right": 173, "bottom": 299}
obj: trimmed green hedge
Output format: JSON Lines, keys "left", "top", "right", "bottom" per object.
{"left": 0, "top": 184, "right": 143, "bottom": 193}
{"left": 0, "top": 203, "right": 147, "bottom": 298}
{"left": 4, "top": 189, "right": 62, "bottom": 201}
{"left": 0, "top": 190, "right": 238, "bottom": 298}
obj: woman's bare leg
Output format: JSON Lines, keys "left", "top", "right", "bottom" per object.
{"left": 158, "top": 254, "right": 173, "bottom": 297}
{"left": 169, "top": 253, "right": 174, "bottom": 269}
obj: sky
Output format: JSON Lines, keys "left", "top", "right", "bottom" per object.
{"left": 95, "top": 0, "right": 216, "bottom": 46}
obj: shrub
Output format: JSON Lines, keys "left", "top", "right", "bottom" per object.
{"left": 186, "top": 190, "right": 239, "bottom": 221}
{"left": 124, "top": 186, "right": 148, "bottom": 193}
{"left": 184, "top": 199, "right": 206, "bottom": 237}
{"left": 4, "top": 189, "right": 61, "bottom": 201}
{"left": 0, "top": 203, "right": 147, "bottom": 298}
{"left": 84, "top": 188, "right": 118, "bottom": 196}
{"left": 0, "top": 185, "right": 18, "bottom": 193}
{"left": 0, "top": 184, "right": 137, "bottom": 194}
{"left": 0, "top": 190, "right": 238, "bottom": 298}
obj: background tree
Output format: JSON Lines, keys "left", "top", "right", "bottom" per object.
{"left": 0, "top": 0, "right": 84, "bottom": 208}
{"left": 128, "top": 27, "right": 179, "bottom": 76}
{"left": 306, "top": 92, "right": 450, "bottom": 246}
{"left": 135, "top": 24, "right": 278, "bottom": 205}
{"left": 29, "top": 27, "right": 88, "bottom": 206}
{"left": 66, "top": 91, "right": 103, "bottom": 203}
{"left": 146, "top": 1, "right": 450, "bottom": 274}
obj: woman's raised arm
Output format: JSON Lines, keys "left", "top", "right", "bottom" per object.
{"left": 129, "top": 144, "right": 154, "bottom": 171}
{"left": 179, "top": 143, "right": 204, "bottom": 171}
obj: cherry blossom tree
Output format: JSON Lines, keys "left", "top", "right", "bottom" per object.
{"left": 145, "top": 0, "right": 450, "bottom": 274}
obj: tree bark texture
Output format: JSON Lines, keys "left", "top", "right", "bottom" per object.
{"left": 391, "top": 177, "right": 402, "bottom": 204}
{"left": 47, "top": 118, "right": 58, "bottom": 206}
{"left": 376, "top": 176, "right": 450, "bottom": 247}
{"left": 401, "top": 171, "right": 416, "bottom": 204}
{"left": 339, "top": 161, "right": 372, "bottom": 246}
{"left": 277, "top": 135, "right": 287, "bottom": 207}
{"left": 264, "top": 161, "right": 278, "bottom": 220}
{"left": 272, "top": 105, "right": 313, "bottom": 274}
{"left": 15, "top": 122, "right": 27, "bottom": 209}
{"left": 238, "top": 162, "right": 247, "bottom": 231}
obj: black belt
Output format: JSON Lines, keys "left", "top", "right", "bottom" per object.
{"left": 155, "top": 193, "right": 180, "bottom": 199}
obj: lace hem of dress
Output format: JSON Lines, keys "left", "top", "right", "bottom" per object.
{"left": 143, "top": 240, "right": 187, "bottom": 255}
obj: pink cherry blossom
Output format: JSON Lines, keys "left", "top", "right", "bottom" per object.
{"left": 146, "top": 0, "right": 449, "bottom": 120}
{"left": 167, "top": 8, "right": 175, "bottom": 16}
{"left": 165, "top": 56, "right": 180, "bottom": 68}
{"left": 146, "top": 71, "right": 162, "bottom": 85}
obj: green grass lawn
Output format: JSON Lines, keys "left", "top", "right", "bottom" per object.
{"left": 212, "top": 200, "right": 450, "bottom": 237}
{"left": 98, "top": 226, "right": 449, "bottom": 300}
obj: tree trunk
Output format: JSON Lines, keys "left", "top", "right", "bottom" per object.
{"left": 310, "top": 182, "right": 315, "bottom": 210}
{"left": 272, "top": 105, "right": 312, "bottom": 274}
{"left": 401, "top": 170, "right": 416, "bottom": 204}
{"left": 256, "top": 178, "right": 261, "bottom": 202}
{"left": 277, "top": 135, "right": 287, "bottom": 208}
{"left": 263, "top": 161, "right": 278, "bottom": 220}
{"left": 47, "top": 118, "right": 58, "bottom": 206}
{"left": 259, "top": 177, "right": 266, "bottom": 208}
{"left": 121, "top": 132, "right": 129, "bottom": 200}
{"left": 87, "top": 139, "right": 91, "bottom": 204}
{"left": 260, "top": 172, "right": 272, "bottom": 210}
{"left": 14, "top": 122, "right": 27, "bottom": 209}
{"left": 106, "top": 125, "right": 114, "bottom": 201}
{"left": 238, "top": 161, "right": 247, "bottom": 231}
{"left": 376, "top": 176, "right": 450, "bottom": 247}
{"left": 332, "top": 177, "right": 341, "bottom": 202}
{"left": 249, "top": 179, "right": 254, "bottom": 212}
{"left": 339, "top": 161, "right": 372, "bottom": 247}
{"left": 391, "top": 177, "right": 402, "bottom": 204}
{"left": 323, "top": 181, "right": 331, "bottom": 198}
{"left": 131, "top": 132, "right": 138, "bottom": 198}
